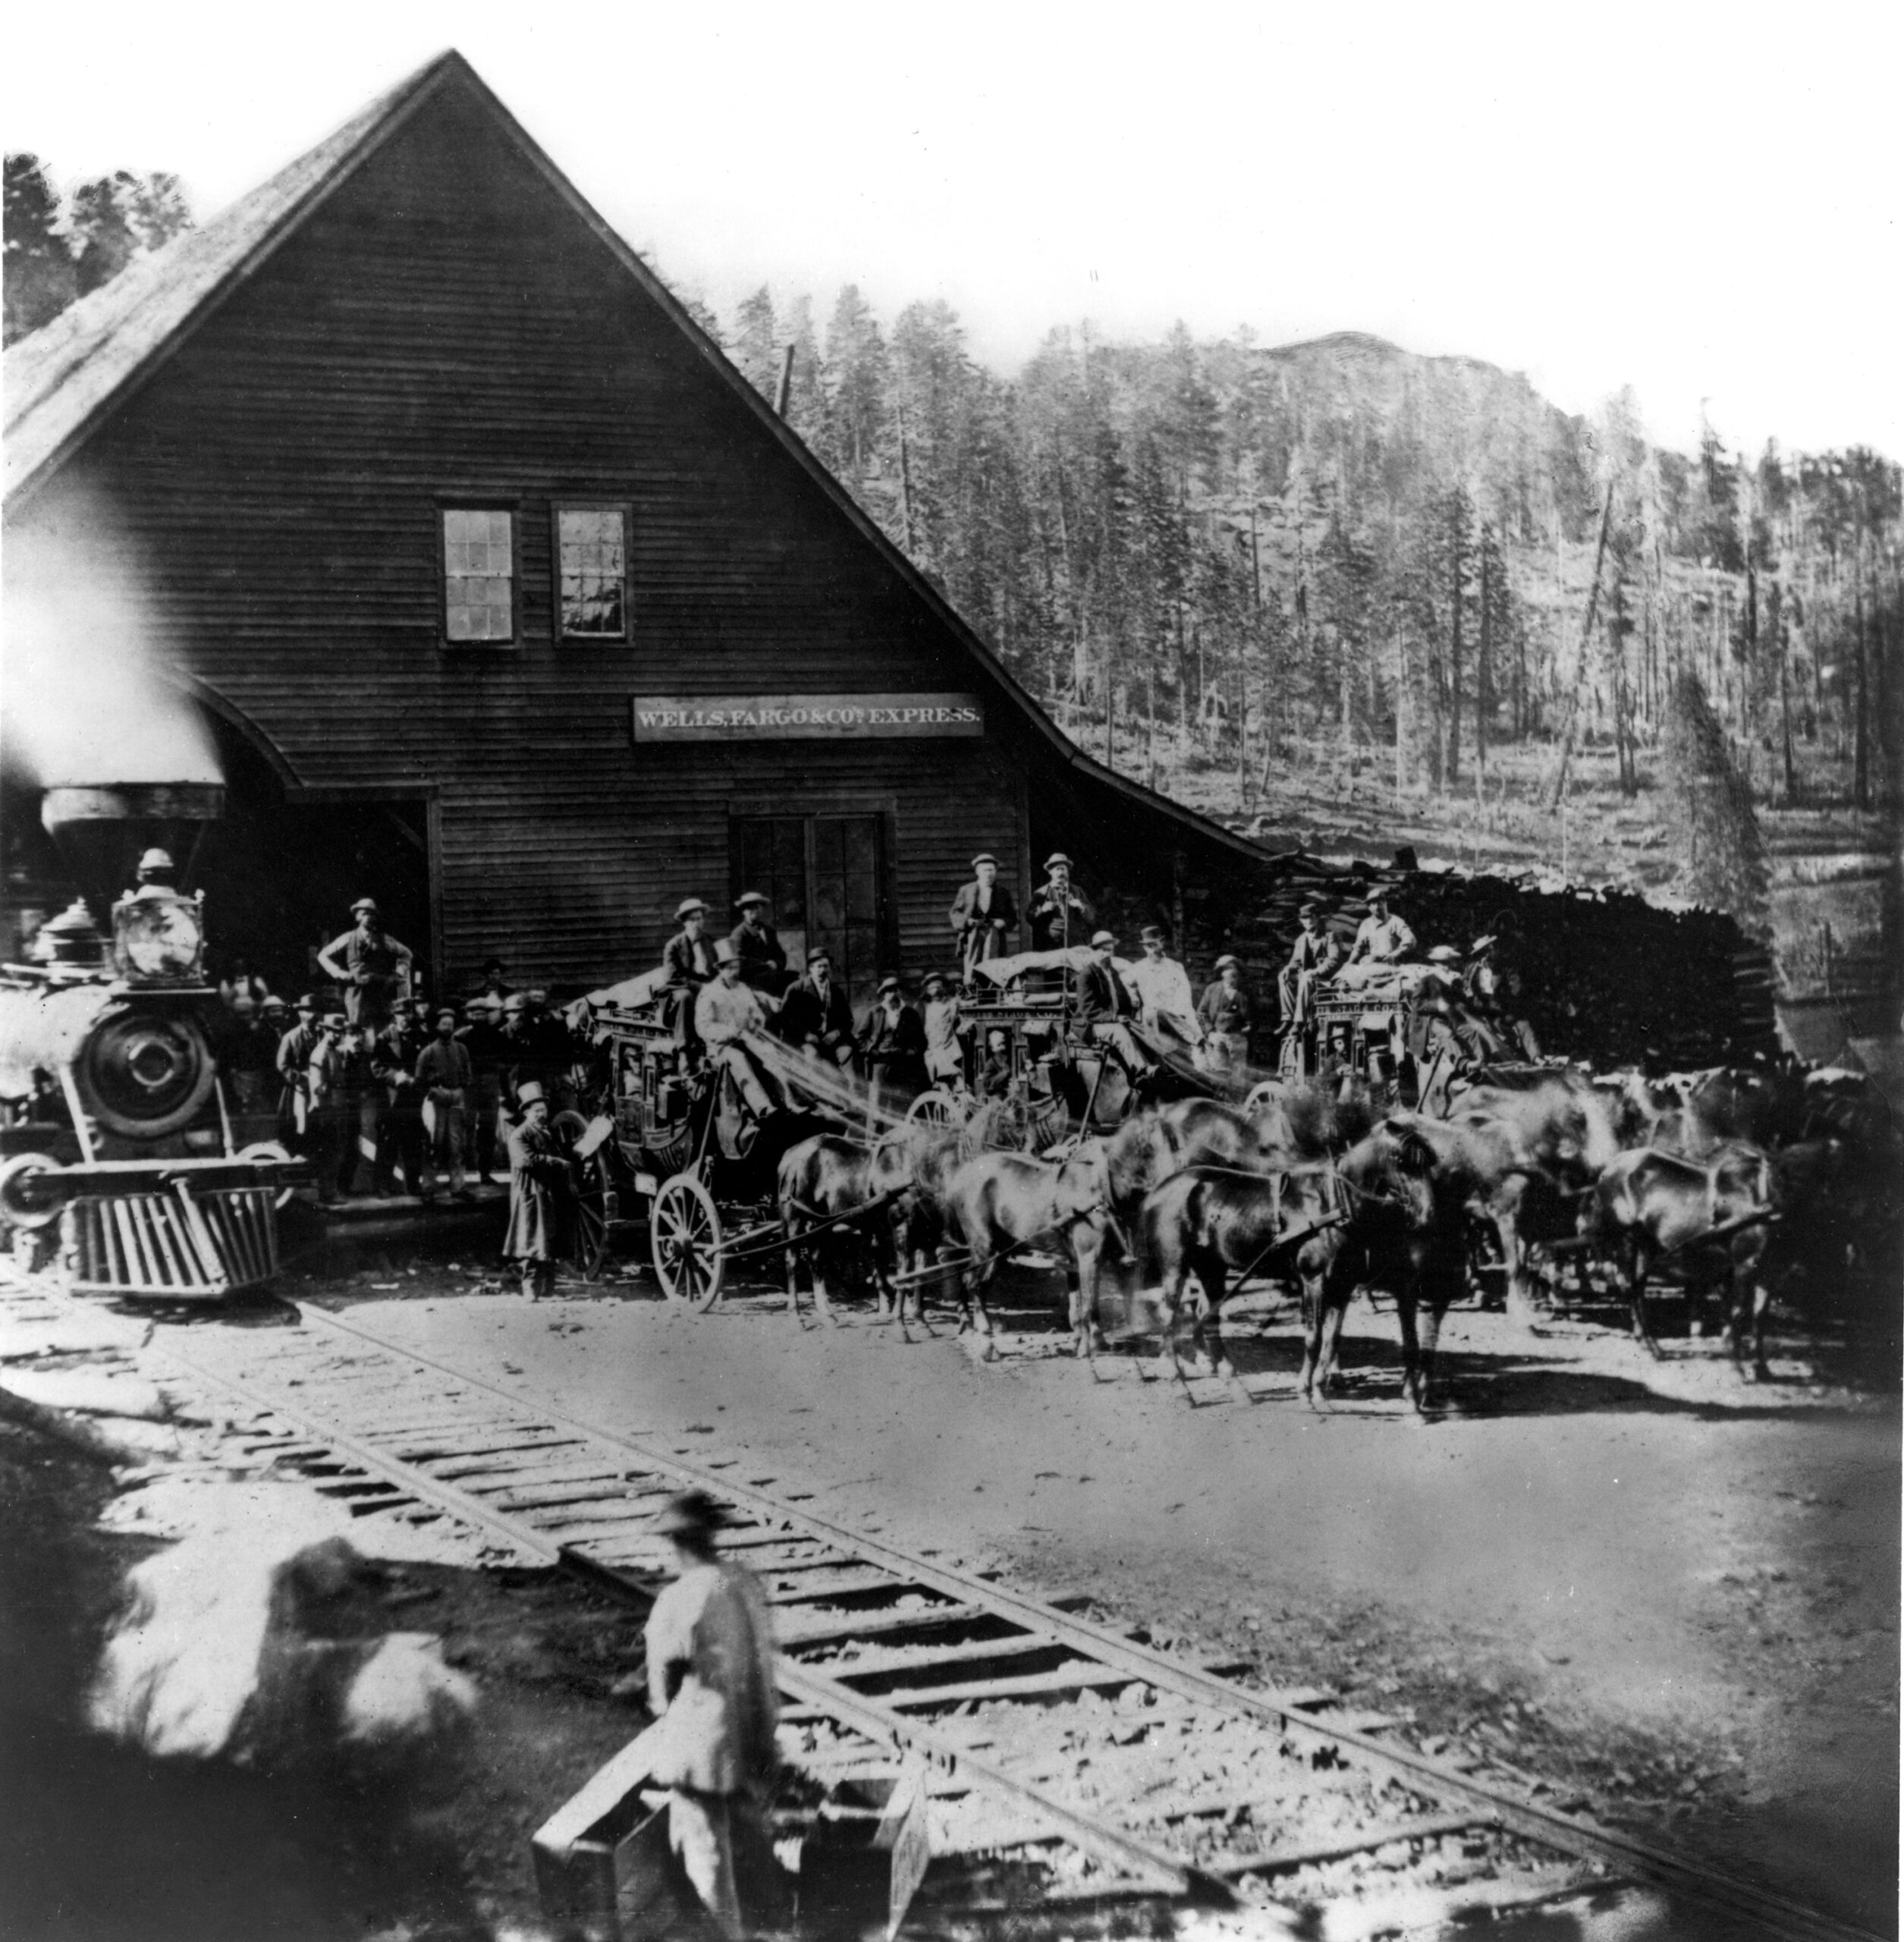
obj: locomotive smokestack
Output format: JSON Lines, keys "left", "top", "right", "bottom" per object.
{"left": 40, "top": 782, "right": 225, "bottom": 921}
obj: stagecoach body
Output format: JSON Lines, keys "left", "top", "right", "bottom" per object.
{"left": 0, "top": 784, "right": 303, "bottom": 1299}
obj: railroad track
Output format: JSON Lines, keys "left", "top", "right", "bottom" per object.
{"left": 26, "top": 1284, "right": 1877, "bottom": 1942}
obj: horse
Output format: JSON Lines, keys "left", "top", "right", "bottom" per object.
{"left": 1295, "top": 1124, "right": 1469, "bottom": 1413}
{"left": 777, "top": 1133, "right": 900, "bottom": 1326}
{"left": 1139, "top": 1159, "right": 1337, "bottom": 1391}
{"left": 939, "top": 1145, "right": 1111, "bottom": 1359}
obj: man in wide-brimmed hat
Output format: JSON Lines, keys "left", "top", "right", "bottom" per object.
{"left": 1277, "top": 900, "right": 1340, "bottom": 1032}
{"left": 695, "top": 941, "right": 779, "bottom": 1116}
{"left": 728, "top": 891, "right": 790, "bottom": 995}
{"left": 502, "top": 1080, "right": 570, "bottom": 1298}
{"left": 643, "top": 1489, "right": 780, "bottom": 1940}
{"left": 949, "top": 852, "right": 1018, "bottom": 980}
{"left": 663, "top": 896, "right": 718, "bottom": 990}
{"left": 855, "top": 973, "right": 927, "bottom": 1105}
{"left": 316, "top": 897, "right": 414, "bottom": 1030}
{"left": 1198, "top": 954, "right": 1254, "bottom": 1073}
{"left": 1027, "top": 851, "right": 1095, "bottom": 954}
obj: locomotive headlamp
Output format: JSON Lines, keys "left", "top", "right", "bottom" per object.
{"left": 112, "top": 885, "right": 206, "bottom": 986}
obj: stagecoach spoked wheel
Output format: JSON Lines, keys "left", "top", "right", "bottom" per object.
{"left": 906, "top": 1088, "right": 962, "bottom": 1129}
{"left": 1243, "top": 1079, "right": 1282, "bottom": 1116}
{"left": 651, "top": 1172, "right": 724, "bottom": 1310}
{"left": 573, "top": 1151, "right": 612, "bottom": 1281}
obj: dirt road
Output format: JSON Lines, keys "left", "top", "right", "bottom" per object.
{"left": 324, "top": 1260, "right": 1899, "bottom": 1937}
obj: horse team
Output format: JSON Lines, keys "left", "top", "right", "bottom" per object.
{"left": 774, "top": 1059, "right": 1902, "bottom": 1412}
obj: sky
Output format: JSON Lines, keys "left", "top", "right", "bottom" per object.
{"left": 4, "top": 0, "right": 1899, "bottom": 461}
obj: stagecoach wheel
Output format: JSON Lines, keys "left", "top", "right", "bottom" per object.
{"left": 1243, "top": 1079, "right": 1281, "bottom": 1117}
{"left": 572, "top": 1152, "right": 612, "bottom": 1281}
{"left": 651, "top": 1172, "right": 724, "bottom": 1311}
{"left": 906, "top": 1088, "right": 961, "bottom": 1129}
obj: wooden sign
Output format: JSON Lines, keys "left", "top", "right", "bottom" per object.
{"left": 631, "top": 693, "right": 982, "bottom": 742}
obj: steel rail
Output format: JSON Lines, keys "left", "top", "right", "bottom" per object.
{"left": 174, "top": 1297, "right": 1880, "bottom": 1942}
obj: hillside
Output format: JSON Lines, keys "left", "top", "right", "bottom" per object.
{"left": 696, "top": 286, "right": 1901, "bottom": 1035}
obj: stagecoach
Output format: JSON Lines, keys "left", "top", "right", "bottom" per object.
{"left": 904, "top": 948, "right": 1230, "bottom": 1142}
{"left": 561, "top": 976, "right": 847, "bottom": 1306}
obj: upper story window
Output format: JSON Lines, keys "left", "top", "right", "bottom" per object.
{"left": 556, "top": 504, "right": 630, "bottom": 639}
{"left": 441, "top": 507, "right": 516, "bottom": 643}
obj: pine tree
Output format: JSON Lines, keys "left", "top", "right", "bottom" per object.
{"left": 3, "top": 152, "right": 75, "bottom": 342}
{"left": 729, "top": 286, "right": 779, "bottom": 402}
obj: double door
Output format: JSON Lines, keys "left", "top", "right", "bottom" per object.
{"left": 731, "top": 813, "right": 889, "bottom": 1010}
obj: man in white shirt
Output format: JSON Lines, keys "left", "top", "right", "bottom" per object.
{"left": 643, "top": 1490, "right": 779, "bottom": 1940}
{"left": 1125, "top": 925, "right": 1204, "bottom": 1054}
{"left": 694, "top": 942, "right": 776, "bottom": 1117}
{"left": 1334, "top": 887, "right": 1417, "bottom": 990}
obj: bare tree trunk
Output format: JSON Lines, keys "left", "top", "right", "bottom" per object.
{"left": 1447, "top": 516, "right": 1464, "bottom": 786}
{"left": 1542, "top": 481, "right": 1617, "bottom": 811}
{"left": 1394, "top": 622, "right": 1408, "bottom": 797}
{"left": 1477, "top": 529, "right": 1491, "bottom": 775}
{"left": 1774, "top": 579, "right": 1797, "bottom": 802}
{"left": 1855, "top": 571, "right": 1871, "bottom": 808}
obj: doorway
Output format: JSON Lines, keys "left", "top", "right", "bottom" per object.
{"left": 731, "top": 812, "right": 890, "bottom": 1008}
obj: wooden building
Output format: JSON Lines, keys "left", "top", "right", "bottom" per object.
{"left": 2, "top": 52, "right": 1263, "bottom": 1007}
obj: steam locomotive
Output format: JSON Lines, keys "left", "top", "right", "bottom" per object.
{"left": 0, "top": 784, "right": 304, "bottom": 1300}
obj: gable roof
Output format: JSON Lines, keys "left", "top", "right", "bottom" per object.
{"left": 2, "top": 50, "right": 1265, "bottom": 866}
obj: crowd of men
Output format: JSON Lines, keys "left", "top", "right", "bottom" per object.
{"left": 209, "top": 858, "right": 1529, "bottom": 1222}
{"left": 213, "top": 895, "right": 578, "bottom": 1208}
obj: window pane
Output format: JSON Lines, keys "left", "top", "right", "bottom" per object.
{"left": 558, "top": 507, "right": 627, "bottom": 638}
{"left": 444, "top": 510, "right": 514, "bottom": 642}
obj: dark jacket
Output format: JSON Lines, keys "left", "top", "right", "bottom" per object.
{"left": 856, "top": 1002, "right": 927, "bottom": 1089}
{"left": 728, "top": 918, "right": 788, "bottom": 990}
{"left": 663, "top": 930, "right": 719, "bottom": 987}
{"left": 1198, "top": 979, "right": 1254, "bottom": 1037}
{"left": 1028, "top": 882, "right": 1095, "bottom": 953}
{"left": 503, "top": 1117, "right": 570, "bottom": 1262}
{"left": 780, "top": 974, "right": 854, "bottom": 1047}
{"left": 949, "top": 880, "right": 1018, "bottom": 945}
{"left": 1071, "top": 955, "right": 1135, "bottom": 1023}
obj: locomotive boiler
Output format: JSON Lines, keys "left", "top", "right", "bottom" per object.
{"left": 0, "top": 783, "right": 303, "bottom": 1299}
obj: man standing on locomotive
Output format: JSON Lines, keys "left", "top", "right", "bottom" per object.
{"left": 729, "top": 893, "right": 790, "bottom": 995}
{"left": 778, "top": 948, "right": 855, "bottom": 1067}
{"left": 695, "top": 941, "right": 779, "bottom": 1118}
{"left": 949, "top": 853, "right": 1017, "bottom": 981}
{"left": 1028, "top": 853, "right": 1095, "bottom": 954}
{"left": 316, "top": 897, "right": 414, "bottom": 1030}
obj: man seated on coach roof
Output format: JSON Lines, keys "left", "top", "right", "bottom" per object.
{"left": 1027, "top": 852, "right": 1095, "bottom": 954}
{"left": 316, "top": 897, "right": 414, "bottom": 1030}
{"left": 1071, "top": 930, "right": 1157, "bottom": 1079}
{"left": 921, "top": 970, "right": 964, "bottom": 1087}
{"left": 856, "top": 975, "right": 928, "bottom": 1103}
{"left": 778, "top": 947, "right": 855, "bottom": 1066}
{"left": 1126, "top": 925, "right": 1205, "bottom": 1055}
{"left": 1198, "top": 954, "right": 1253, "bottom": 1072}
{"left": 663, "top": 897, "right": 719, "bottom": 988}
{"left": 1278, "top": 900, "right": 1342, "bottom": 1029}
{"left": 728, "top": 892, "right": 790, "bottom": 995}
{"left": 1331, "top": 885, "right": 1417, "bottom": 991}
{"left": 694, "top": 941, "right": 780, "bottom": 1118}
{"left": 950, "top": 853, "right": 1018, "bottom": 981}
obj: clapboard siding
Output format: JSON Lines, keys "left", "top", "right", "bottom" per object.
{"left": 14, "top": 71, "right": 1239, "bottom": 995}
